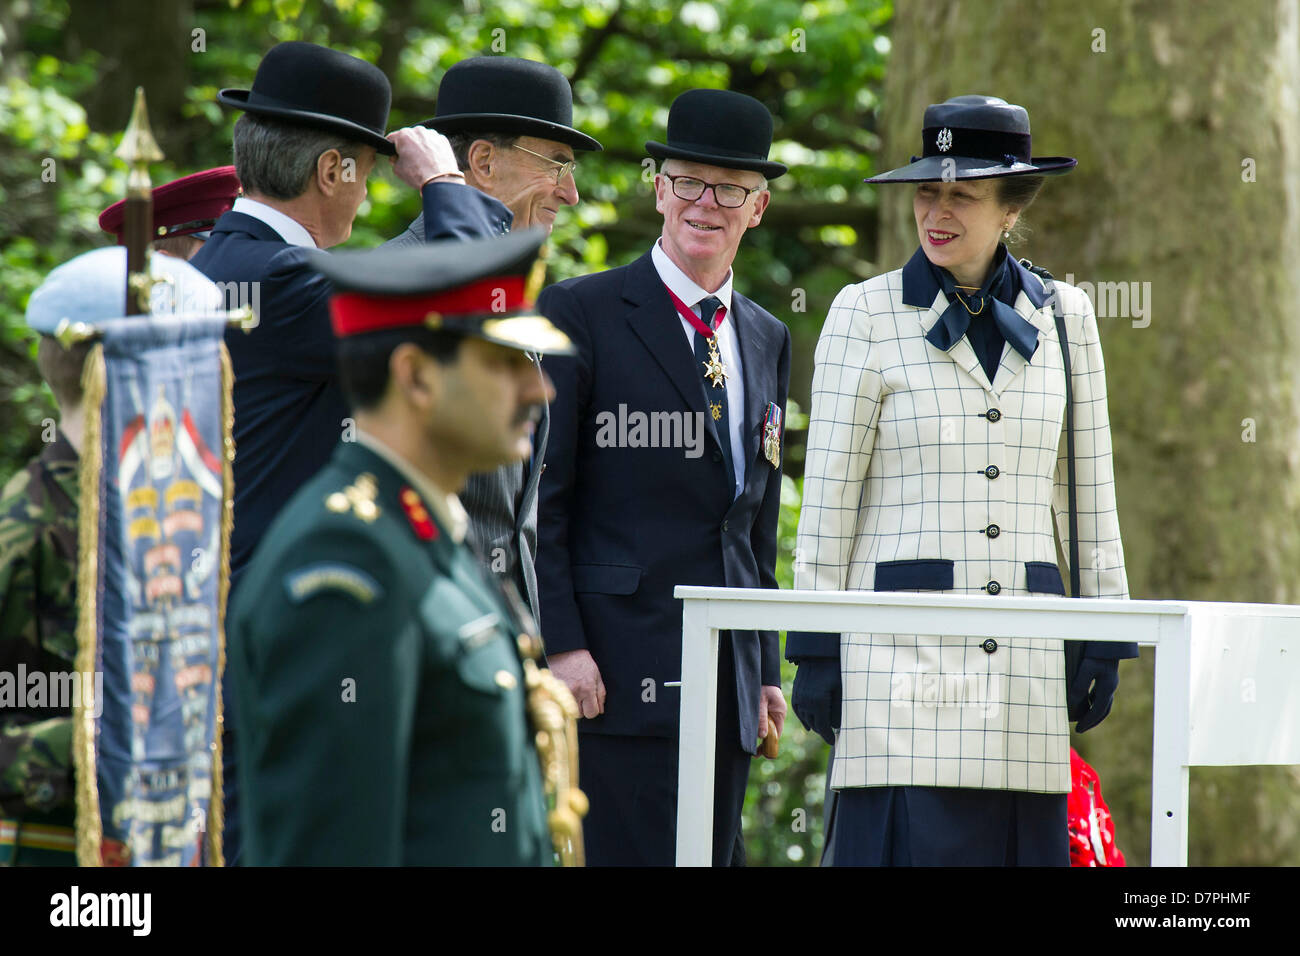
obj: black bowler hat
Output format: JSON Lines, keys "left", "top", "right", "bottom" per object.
{"left": 419, "top": 57, "right": 602, "bottom": 152}
{"left": 218, "top": 41, "right": 396, "bottom": 155}
{"left": 310, "top": 229, "right": 574, "bottom": 356}
{"left": 646, "top": 89, "right": 787, "bottom": 180}
{"left": 865, "top": 95, "right": 1076, "bottom": 183}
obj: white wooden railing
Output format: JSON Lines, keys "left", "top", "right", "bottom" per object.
{"left": 673, "top": 588, "right": 1300, "bottom": 867}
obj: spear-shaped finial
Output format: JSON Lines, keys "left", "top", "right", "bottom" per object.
{"left": 115, "top": 87, "right": 164, "bottom": 179}
{"left": 115, "top": 87, "right": 164, "bottom": 314}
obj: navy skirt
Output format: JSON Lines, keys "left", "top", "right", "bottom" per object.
{"left": 825, "top": 785, "right": 1068, "bottom": 866}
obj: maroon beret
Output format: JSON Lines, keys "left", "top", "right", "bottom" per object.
{"left": 99, "top": 166, "right": 241, "bottom": 243}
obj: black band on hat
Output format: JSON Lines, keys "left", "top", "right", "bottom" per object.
{"left": 922, "top": 127, "right": 1032, "bottom": 165}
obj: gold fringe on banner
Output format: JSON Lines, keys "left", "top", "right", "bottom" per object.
{"left": 206, "top": 341, "right": 235, "bottom": 867}
{"left": 72, "top": 345, "right": 106, "bottom": 867}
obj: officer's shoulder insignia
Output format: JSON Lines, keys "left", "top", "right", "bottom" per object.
{"left": 399, "top": 486, "right": 437, "bottom": 542}
{"left": 457, "top": 612, "right": 501, "bottom": 649}
{"left": 283, "top": 562, "right": 383, "bottom": 605}
{"left": 324, "top": 472, "right": 381, "bottom": 523}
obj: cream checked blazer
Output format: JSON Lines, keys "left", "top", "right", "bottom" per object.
{"left": 793, "top": 257, "right": 1129, "bottom": 793}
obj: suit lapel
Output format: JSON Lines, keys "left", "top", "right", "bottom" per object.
{"left": 621, "top": 254, "right": 725, "bottom": 455}
{"left": 915, "top": 290, "right": 996, "bottom": 395}
{"left": 989, "top": 290, "right": 1053, "bottom": 396}
{"left": 732, "top": 296, "right": 780, "bottom": 498}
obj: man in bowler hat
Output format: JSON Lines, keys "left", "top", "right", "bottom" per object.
{"left": 190, "top": 40, "right": 509, "bottom": 861}
{"left": 388, "top": 56, "right": 603, "bottom": 626}
{"left": 390, "top": 56, "right": 602, "bottom": 243}
{"left": 227, "top": 231, "right": 574, "bottom": 864}
{"left": 536, "top": 89, "right": 790, "bottom": 865}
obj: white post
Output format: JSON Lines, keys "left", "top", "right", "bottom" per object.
{"left": 675, "top": 596, "right": 719, "bottom": 866}
{"left": 1149, "top": 610, "right": 1192, "bottom": 866}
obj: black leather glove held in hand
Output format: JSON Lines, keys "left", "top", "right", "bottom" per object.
{"left": 1068, "top": 657, "right": 1119, "bottom": 733}
{"left": 792, "top": 658, "right": 842, "bottom": 746}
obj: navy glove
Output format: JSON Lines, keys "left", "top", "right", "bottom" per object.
{"left": 792, "top": 659, "right": 841, "bottom": 746}
{"left": 1068, "top": 657, "right": 1119, "bottom": 733}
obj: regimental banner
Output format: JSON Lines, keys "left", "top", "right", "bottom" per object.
{"left": 74, "top": 314, "right": 232, "bottom": 866}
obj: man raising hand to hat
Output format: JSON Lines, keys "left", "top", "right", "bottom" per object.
{"left": 191, "top": 40, "right": 513, "bottom": 863}
{"left": 386, "top": 57, "right": 603, "bottom": 627}
{"left": 389, "top": 56, "right": 602, "bottom": 244}
{"left": 193, "top": 41, "right": 508, "bottom": 589}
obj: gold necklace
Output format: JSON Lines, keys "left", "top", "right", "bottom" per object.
{"left": 952, "top": 288, "right": 985, "bottom": 315}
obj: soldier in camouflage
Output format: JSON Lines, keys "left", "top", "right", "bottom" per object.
{"left": 0, "top": 332, "right": 90, "bottom": 865}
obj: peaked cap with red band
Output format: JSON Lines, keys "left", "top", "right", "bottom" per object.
{"left": 99, "top": 166, "right": 242, "bottom": 243}
{"left": 307, "top": 228, "right": 575, "bottom": 355}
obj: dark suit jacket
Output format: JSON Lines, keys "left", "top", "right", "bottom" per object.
{"left": 535, "top": 252, "right": 790, "bottom": 751}
{"left": 190, "top": 182, "right": 506, "bottom": 584}
{"left": 389, "top": 185, "right": 512, "bottom": 244}
{"left": 386, "top": 191, "right": 550, "bottom": 625}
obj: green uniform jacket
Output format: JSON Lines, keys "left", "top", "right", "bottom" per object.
{"left": 0, "top": 432, "right": 79, "bottom": 864}
{"left": 228, "top": 440, "right": 552, "bottom": 865}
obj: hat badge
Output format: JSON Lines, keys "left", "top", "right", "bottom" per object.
{"left": 936, "top": 128, "right": 953, "bottom": 152}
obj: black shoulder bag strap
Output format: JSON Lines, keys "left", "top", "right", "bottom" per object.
{"left": 1021, "top": 260, "right": 1084, "bottom": 688}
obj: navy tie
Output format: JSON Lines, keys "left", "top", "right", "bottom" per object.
{"left": 693, "top": 296, "right": 735, "bottom": 495}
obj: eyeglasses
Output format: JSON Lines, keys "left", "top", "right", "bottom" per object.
{"left": 511, "top": 144, "right": 578, "bottom": 185}
{"left": 663, "top": 173, "right": 762, "bottom": 208}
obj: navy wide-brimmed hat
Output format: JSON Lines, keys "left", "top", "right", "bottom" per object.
{"left": 419, "top": 57, "right": 602, "bottom": 152}
{"left": 646, "top": 89, "right": 787, "bottom": 180}
{"left": 866, "top": 95, "right": 1075, "bottom": 183}
{"left": 218, "top": 41, "right": 396, "bottom": 155}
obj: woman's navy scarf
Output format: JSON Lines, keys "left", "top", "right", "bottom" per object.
{"left": 922, "top": 243, "right": 1038, "bottom": 381}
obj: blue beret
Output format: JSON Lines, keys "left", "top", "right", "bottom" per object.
{"left": 24, "top": 246, "right": 226, "bottom": 336}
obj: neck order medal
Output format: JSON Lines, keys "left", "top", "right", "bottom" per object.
{"left": 702, "top": 336, "right": 728, "bottom": 389}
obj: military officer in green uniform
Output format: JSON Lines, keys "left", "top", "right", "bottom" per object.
{"left": 227, "top": 229, "right": 579, "bottom": 865}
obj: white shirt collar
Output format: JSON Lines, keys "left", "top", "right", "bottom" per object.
{"left": 232, "top": 196, "right": 318, "bottom": 249}
{"left": 651, "top": 239, "right": 733, "bottom": 314}
{"left": 354, "top": 430, "right": 468, "bottom": 544}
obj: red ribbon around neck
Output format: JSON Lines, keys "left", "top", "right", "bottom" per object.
{"left": 663, "top": 283, "right": 726, "bottom": 338}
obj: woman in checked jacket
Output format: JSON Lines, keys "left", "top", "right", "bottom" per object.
{"left": 787, "top": 95, "right": 1136, "bottom": 866}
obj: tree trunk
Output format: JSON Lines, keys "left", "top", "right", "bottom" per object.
{"left": 878, "top": 0, "right": 1300, "bottom": 865}
{"left": 63, "top": 0, "right": 193, "bottom": 149}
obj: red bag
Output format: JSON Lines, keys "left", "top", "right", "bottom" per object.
{"left": 1067, "top": 748, "right": 1126, "bottom": 867}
